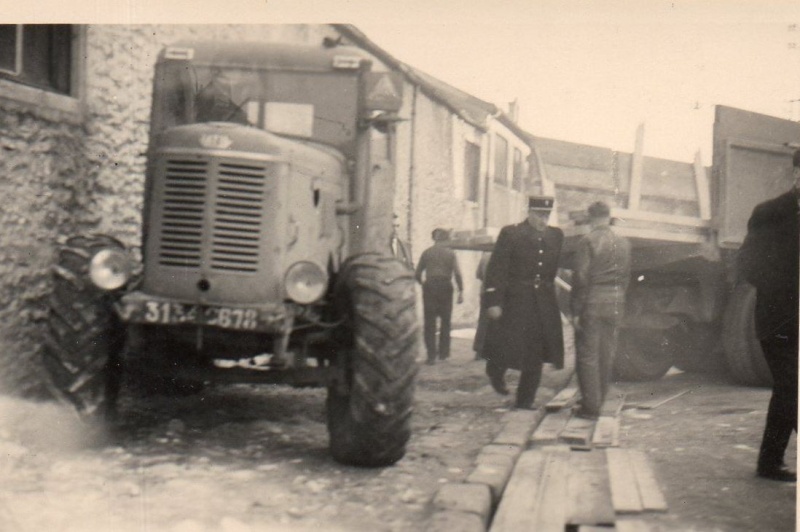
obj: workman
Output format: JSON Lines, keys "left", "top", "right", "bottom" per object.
{"left": 570, "top": 201, "right": 631, "bottom": 420}
{"left": 415, "top": 228, "right": 463, "bottom": 364}
{"left": 483, "top": 196, "right": 565, "bottom": 409}
{"left": 737, "top": 149, "right": 799, "bottom": 482}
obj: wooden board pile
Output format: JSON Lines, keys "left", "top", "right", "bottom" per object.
{"left": 490, "top": 387, "right": 668, "bottom": 532}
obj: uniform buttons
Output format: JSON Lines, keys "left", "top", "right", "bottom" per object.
{"left": 538, "top": 262, "right": 543, "bottom": 266}
{"left": 538, "top": 249, "right": 544, "bottom": 254}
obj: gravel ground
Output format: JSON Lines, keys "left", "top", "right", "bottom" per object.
{"left": 0, "top": 330, "right": 574, "bottom": 532}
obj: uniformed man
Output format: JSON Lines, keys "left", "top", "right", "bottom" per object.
{"left": 738, "top": 149, "right": 800, "bottom": 482}
{"left": 483, "top": 196, "right": 565, "bottom": 409}
{"left": 415, "top": 228, "right": 464, "bottom": 364}
{"left": 570, "top": 201, "right": 631, "bottom": 420}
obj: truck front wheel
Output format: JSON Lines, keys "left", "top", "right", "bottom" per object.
{"left": 327, "top": 254, "right": 419, "bottom": 467}
{"left": 43, "top": 235, "right": 126, "bottom": 424}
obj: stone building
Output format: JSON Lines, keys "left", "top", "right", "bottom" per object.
{"left": 0, "top": 24, "right": 532, "bottom": 393}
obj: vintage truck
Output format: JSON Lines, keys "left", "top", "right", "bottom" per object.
{"left": 449, "top": 105, "right": 799, "bottom": 385}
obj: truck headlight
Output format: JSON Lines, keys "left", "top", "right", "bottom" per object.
{"left": 89, "top": 248, "right": 132, "bottom": 290}
{"left": 285, "top": 261, "right": 328, "bottom": 304}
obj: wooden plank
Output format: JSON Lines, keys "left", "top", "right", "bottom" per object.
{"left": 635, "top": 389, "right": 690, "bottom": 410}
{"left": 612, "top": 207, "right": 710, "bottom": 228}
{"left": 531, "top": 410, "right": 571, "bottom": 445}
{"left": 546, "top": 386, "right": 579, "bottom": 412}
{"left": 489, "top": 450, "right": 548, "bottom": 532}
{"left": 606, "top": 449, "right": 643, "bottom": 514}
{"left": 615, "top": 519, "right": 652, "bottom": 532}
{"left": 592, "top": 416, "right": 620, "bottom": 448}
{"left": 693, "top": 151, "right": 711, "bottom": 220}
{"left": 628, "top": 123, "right": 645, "bottom": 210}
{"left": 559, "top": 416, "right": 596, "bottom": 446}
{"left": 629, "top": 450, "right": 668, "bottom": 512}
{"left": 534, "top": 448, "right": 571, "bottom": 532}
{"left": 567, "top": 449, "right": 616, "bottom": 527}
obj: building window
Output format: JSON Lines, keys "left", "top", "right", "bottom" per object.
{"left": 464, "top": 141, "right": 481, "bottom": 202}
{"left": 494, "top": 134, "right": 508, "bottom": 185}
{"left": 0, "top": 24, "right": 73, "bottom": 95}
{"left": 512, "top": 147, "right": 524, "bottom": 191}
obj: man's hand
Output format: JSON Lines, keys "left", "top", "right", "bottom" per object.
{"left": 487, "top": 306, "right": 503, "bottom": 320}
{"left": 457, "top": 292, "right": 464, "bottom": 305}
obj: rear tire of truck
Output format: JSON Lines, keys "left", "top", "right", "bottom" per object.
{"left": 327, "top": 254, "right": 419, "bottom": 467}
{"left": 614, "top": 328, "right": 674, "bottom": 381}
{"left": 722, "top": 283, "right": 772, "bottom": 387}
{"left": 43, "top": 235, "right": 126, "bottom": 426}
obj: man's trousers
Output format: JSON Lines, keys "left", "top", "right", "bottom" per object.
{"left": 422, "top": 278, "right": 454, "bottom": 360}
{"left": 575, "top": 314, "right": 618, "bottom": 417}
{"left": 758, "top": 337, "right": 798, "bottom": 471}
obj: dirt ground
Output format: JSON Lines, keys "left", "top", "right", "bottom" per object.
{"left": 0, "top": 333, "right": 571, "bottom": 532}
{"left": 615, "top": 369, "right": 797, "bottom": 532}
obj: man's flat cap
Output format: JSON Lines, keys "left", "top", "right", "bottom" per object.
{"left": 528, "top": 195, "right": 555, "bottom": 211}
{"left": 587, "top": 201, "right": 611, "bottom": 218}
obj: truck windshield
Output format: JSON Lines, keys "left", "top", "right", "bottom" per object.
{"left": 152, "top": 62, "right": 359, "bottom": 155}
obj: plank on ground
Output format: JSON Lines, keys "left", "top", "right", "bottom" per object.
{"left": 534, "top": 447, "right": 571, "bottom": 532}
{"left": 615, "top": 519, "right": 652, "bottom": 532}
{"left": 546, "top": 386, "right": 579, "bottom": 412}
{"left": 592, "top": 416, "right": 620, "bottom": 448}
{"left": 635, "top": 389, "right": 689, "bottom": 410}
{"left": 559, "top": 415, "right": 596, "bottom": 445}
{"left": 629, "top": 450, "right": 668, "bottom": 512}
{"left": 605, "top": 448, "right": 643, "bottom": 514}
{"left": 566, "top": 449, "right": 616, "bottom": 527}
{"left": 489, "top": 450, "right": 548, "bottom": 532}
{"left": 531, "top": 410, "right": 571, "bottom": 445}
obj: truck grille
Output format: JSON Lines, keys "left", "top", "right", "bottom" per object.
{"left": 157, "top": 157, "right": 267, "bottom": 273}
{"left": 212, "top": 162, "right": 266, "bottom": 272}
{"left": 159, "top": 159, "right": 207, "bottom": 268}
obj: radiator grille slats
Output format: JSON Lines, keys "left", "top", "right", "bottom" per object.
{"left": 159, "top": 160, "right": 207, "bottom": 268}
{"left": 156, "top": 157, "right": 268, "bottom": 273}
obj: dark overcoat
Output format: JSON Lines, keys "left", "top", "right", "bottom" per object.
{"left": 738, "top": 189, "right": 799, "bottom": 342}
{"left": 483, "top": 221, "right": 565, "bottom": 370}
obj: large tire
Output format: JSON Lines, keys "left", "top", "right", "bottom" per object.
{"left": 327, "top": 254, "right": 419, "bottom": 467}
{"left": 614, "top": 327, "right": 675, "bottom": 381}
{"left": 722, "top": 283, "right": 772, "bottom": 387}
{"left": 672, "top": 322, "right": 726, "bottom": 374}
{"left": 43, "top": 235, "right": 126, "bottom": 423}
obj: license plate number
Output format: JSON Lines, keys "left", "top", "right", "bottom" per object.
{"left": 143, "top": 302, "right": 258, "bottom": 330}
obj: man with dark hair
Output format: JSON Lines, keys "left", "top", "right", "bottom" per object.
{"left": 738, "top": 149, "right": 799, "bottom": 482}
{"left": 570, "top": 201, "right": 631, "bottom": 420}
{"left": 415, "top": 228, "right": 463, "bottom": 365}
{"left": 483, "top": 196, "right": 565, "bottom": 409}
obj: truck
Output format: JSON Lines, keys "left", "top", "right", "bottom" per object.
{"left": 42, "top": 41, "right": 420, "bottom": 467}
{"left": 451, "top": 105, "right": 799, "bottom": 386}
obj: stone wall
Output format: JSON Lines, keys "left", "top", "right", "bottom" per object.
{"left": 0, "top": 24, "right": 341, "bottom": 394}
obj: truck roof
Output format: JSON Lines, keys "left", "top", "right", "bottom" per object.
{"left": 157, "top": 41, "right": 369, "bottom": 72}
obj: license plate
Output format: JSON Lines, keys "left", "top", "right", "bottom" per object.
{"left": 142, "top": 301, "right": 259, "bottom": 330}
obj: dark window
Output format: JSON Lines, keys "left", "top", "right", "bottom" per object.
{"left": 493, "top": 134, "right": 508, "bottom": 185}
{"left": 464, "top": 141, "right": 481, "bottom": 202}
{"left": 512, "top": 147, "right": 524, "bottom": 191}
{"left": 0, "top": 24, "right": 72, "bottom": 95}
